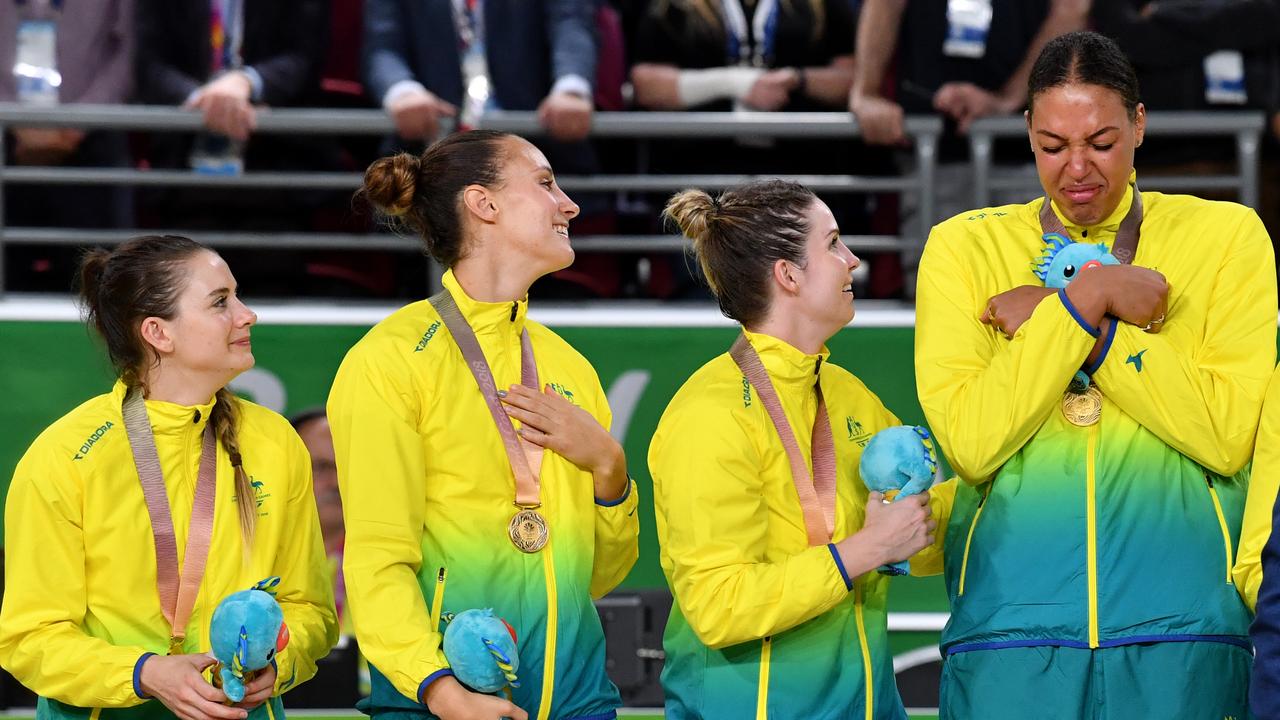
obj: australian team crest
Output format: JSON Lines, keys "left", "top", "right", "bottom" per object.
{"left": 1031, "top": 232, "right": 1120, "bottom": 289}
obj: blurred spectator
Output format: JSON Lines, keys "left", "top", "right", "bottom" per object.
{"left": 1092, "top": 1, "right": 1280, "bottom": 245}
{"left": 363, "top": 0, "right": 597, "bottom": 156}
{"left": 1093, "top": 1, "right": 1280, "bottom": 117}
{"left": 290, "top": 408, "right": 346, "bottom": 631}
{"left": 630, "top": 0, "right": 855, "bottom": 113}
{"left": 362, "top": 0, "right": 614, "bottom": 299}
{"left": 850, "top": 0, "right": 1088, "bottom": 143}
{"left": 626, "top": 0, "right": 873, "bottom": 298}
{"left": 135, "top": 0, "right": 340, "bottom": 231}
{"left": 0, "top": 0, "right": 134, "bottom": 291}
{"left": 847, "top": 0, "right": 1086, "bottom": 296}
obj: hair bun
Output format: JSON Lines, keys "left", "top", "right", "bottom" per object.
{"left": 363, "top": 153, "right": 422, "bottom": 217}
{"left": 663, "top": 189, "right": 718, "bottom": 246}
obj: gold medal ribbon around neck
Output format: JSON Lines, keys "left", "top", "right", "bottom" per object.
{"left": 428, "top": 290, "right": 549, "bottom": 553}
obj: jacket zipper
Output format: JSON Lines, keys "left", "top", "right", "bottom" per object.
{"left": 957, "top": 484, "right": 991, "bottom": 596}
{"left": 1205, "top": 475, "right": 1235, "bottom": 584}
{"left": 755, "top": 636, "right": 772, "bottom": 719}
{"left": 854, "top": 582, "right": 873, "bottom": 720}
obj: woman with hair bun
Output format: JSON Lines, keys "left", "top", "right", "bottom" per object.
{"left": 330, "top": 130, "right": 638, "bottom": 720}
{"left": 0, "top": 236, "right": 339, "bottom": 720}
{"left": 648, "top": 180, "right": 949, "bottom": 720}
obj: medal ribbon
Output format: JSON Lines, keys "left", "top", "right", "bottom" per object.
{"left": 429, "top": 290, "right": 543, "bottom": 507}
{"left": 1039, "top": 182, "right": 1143, "bottom": 264}
{"left": 729, "top": 333, "right": 836, "bottom": 546}
{"left": 122, "top": 388, "right": 218, "bottom": 654}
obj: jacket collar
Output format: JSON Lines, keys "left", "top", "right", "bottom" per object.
{"left": 441, "top": 269, "right": 529, "bottom": 336}
{"left": 742, "top": 330, "right": 829, "bottom": 389}
{"left": 112, "top": 379, "right": 216, "bottom": 437}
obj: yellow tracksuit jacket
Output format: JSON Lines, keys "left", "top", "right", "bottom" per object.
{"left": 648, "top": 331, "right": 952, "bottom": 720}
{"left": 327, "top": 270, "right": 639, "bottom": 720}
{"left": 916, "top": 183, "right": 1276, "bottom": 656}
{"left": 0, "top": 381, "right": 339, "bottom": 720}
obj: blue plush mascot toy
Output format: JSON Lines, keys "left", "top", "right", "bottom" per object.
{"left": 210, "top": 577, "right": 289, "bottom": 702}
{"left": 442, "top": 608, "right": 521, "bottom": 694}
{"left": 1032, "top": 232, "right": 1119, "bottom": 289}
{"left": 858, "top": 425, "right": 938, "bottom": 575}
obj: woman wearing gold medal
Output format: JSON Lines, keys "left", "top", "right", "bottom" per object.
{"left": 0, "top": 236, "right": 339, "bottom": 720}
{"left": 329, "top": 131, "right": 638, "bottom": 720}
{"left": 648, "top": 180, "right": 948, "bottom": 720}
{"left": 914, "top": 31, "right": 1277, "bottom": 718}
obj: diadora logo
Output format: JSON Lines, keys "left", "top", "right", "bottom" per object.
{"left": 548, "top": 382, "right": 576, "bottom": 404}
{"left": 415, "top": 321, "right": 442, "bottom": 352}
{"left": 1126, "top": 348, "right": 1147, "bottom": 373}
{"left": 741, "top": 377, "right": 752, "bottom": 408}
{"left": 846, "top": 418, "right": 872, "bottom": 447}
{"left": 73, "top": 420, "right": 115, "bottom": 460}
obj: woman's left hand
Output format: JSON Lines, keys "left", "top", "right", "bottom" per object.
{"left": 234, "top": 663, "right": 276, "bottom": 710}
{"left": 981, "top": 285, "right": 1057, "bottom": 338}
{"left": 501, "top": 385, "right": 627, "bottom": 499}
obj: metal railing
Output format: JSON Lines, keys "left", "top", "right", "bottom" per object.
{"left": 967, "top": 111, "right": 1266, "bottom": 208}
{"left": 0, "top": 104, "right": 945, "bottom": 296}
{"left": 0, "top": 105, "right": 1267, "bottom": 297}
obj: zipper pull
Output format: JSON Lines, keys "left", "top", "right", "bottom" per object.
{"left": 429, "top": 567, "right": 447, "bottom": 630}
{"left": 510, "top": 301, "right": 518, "bottom": 322}
{"left": 1205, "top": 474, "right": 1215, "bottom": 489}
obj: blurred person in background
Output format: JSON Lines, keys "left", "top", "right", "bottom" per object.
{"left": 135, "top": 0, "right": 344, "bottom": 256}
{"left": 850, "top": 0, "right": 1088, "bottom": 297}
{"left": 628, "top": 0, "right": 876, "bottom": 298}
{"left": 290, "top": 408, "right": 345, "bottom": 631}
{"left": 1092, "top": 0, "right": 1280, "bottom": 258}
{"left": 363, "top": 0, "right": 596, "bottom": 163}
{"left": 0, "top": 0, "right": 134, "bottom": 291}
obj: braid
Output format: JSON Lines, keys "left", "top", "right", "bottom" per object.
{"left": 213, "top": 388, "right": 256, "bottom": 543}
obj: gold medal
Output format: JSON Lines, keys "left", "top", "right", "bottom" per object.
{"left": 1062, "top": 385, "right": 1103, "bottom": 427}
{"left": 508, "top": 507, "right": 549, "bottom": 553}
{"left": 168, "top": 635, "right": 185, "bottom": 656}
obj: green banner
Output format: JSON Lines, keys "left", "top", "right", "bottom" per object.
{"left": 0, "top": 316, "right": 946, "bottom": 611}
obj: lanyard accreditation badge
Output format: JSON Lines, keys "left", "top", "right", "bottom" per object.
{"left": 13, "top": 0, "right": 62, "bottom": 106}
{"left": 944, "top": 0, "right": 993, "bottom": 59}
{"left": 1039, "top": 186, "right": 1143, "bottom": 427}
{"left": 428, "top": 290, "right": 549, "bottom": 553}
{"left": 1204, "top": 50, "right": 1247, "bottom": 105}
{"left": 729, "top": 334, "right": 837, "bottom": 547}
{"left": 453, "top": 0, "right": 492, "bottom": 130}
{"left": 122, "top": 388, "right": 219, "bottom": 655}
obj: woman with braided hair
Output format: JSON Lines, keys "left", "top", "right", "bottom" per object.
{"left": 0, "top": 235, "right": 338, "bottom": 720}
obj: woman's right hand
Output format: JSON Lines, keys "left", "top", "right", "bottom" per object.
{"left": 836, "top": 492, "right": 935, "bottom": 576}
{"left": 138, "top": 654, "right": 246, "bottom": 720}
{"left": 423, "top": 676, "right": 528, "bottom": 720}
{"left": 1071, "top": 264, "right": 1169, "bottom": 333}
{"left": 1100, "top": 265, "right": 1169, "bottom": 332}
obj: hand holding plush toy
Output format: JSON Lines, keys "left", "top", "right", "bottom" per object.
{"left": 442, "top": 608, "right": 521, "bottom": 695}
{"left": 858, "top": 426, "right": 938, "bottom": 575}
{"left": 209, "top": 577, "right": 289, "bottom": 702}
